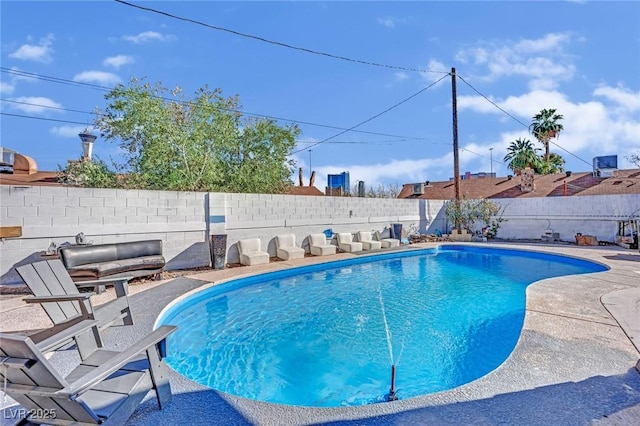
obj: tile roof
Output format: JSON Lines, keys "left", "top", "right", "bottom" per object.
{"left": 398, "top": 169, "right": 640, "bottom": 200}
{"left": 286, "top": 185, "right": 325, "bottom": 196}
{"left": 0, "top": 171, "right": 61, "bottom": 186}
{"left": 0, "top": 172, "right": 329, "bottom": 196}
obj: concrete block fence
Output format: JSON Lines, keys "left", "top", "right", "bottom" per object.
{"left": 0, "top": 186, "right": 434, "bottom": 286}
{"left": 1, "top": 184, "right": 637, "bottom": 286}
{"left": 490, "top": 194, "right": 640, "bottom": 243}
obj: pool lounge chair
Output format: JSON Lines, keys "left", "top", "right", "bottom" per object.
{"left": 238, "top": 238, "right": 270, "bottom": 266}
{"left": 0, "top": 320, "right": 177, "bottom": 425}
{"left": 275, "top": 234, "right": 305, "bottom": 260}
{"left": 374, "top": 230, "right": 400, "bottom": 248}
{"left": 308, "top": 233, "right": 337, "bottom": 256}
{"left": 335, "top": 233, "right": 363, "bottom": 253}
{"left": 357, "top": 231, "right": 382, "bottom": 250}
{"left": 16, "top": 259, "right": 134, "bottom": 331}
{"left": 16, "top": 259, "right": 134, "bottom": 359}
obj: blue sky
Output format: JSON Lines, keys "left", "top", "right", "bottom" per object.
{"left": 2, "top": 1, "right": 639, "bottom": 190}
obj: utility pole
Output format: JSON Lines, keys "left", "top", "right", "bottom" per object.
{"left": 308, "top": 149, "right": 312, "bottom": 180}
{"left": 489, "top": 147, "right": 494, "bottom": 175}
{"left": 451, "top": 67, "right": 461, "bottom": 233}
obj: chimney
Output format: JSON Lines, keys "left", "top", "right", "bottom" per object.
{"left": 309, "top": 171, "right": 316, "bottom": 187}
{"left": 299, "top": 167, "right": 304, "bottom": 186}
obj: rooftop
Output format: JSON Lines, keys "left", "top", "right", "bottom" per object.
{"left": 399, "top": 169, "right": 640, "bottom": 200}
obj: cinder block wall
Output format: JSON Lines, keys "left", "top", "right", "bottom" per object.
{"left": 1, "top": 185, "right": 637, "bottom": 286}
{"left": 489, "top": 195, "right": 640, "bottom": 242}
{"left": 0, "top": 186, "right": 432, "bottom": 285}
{"left": 218, "top": 193, "right": 438, "bottom": 263}
{"left": 0, "top": 185, "right": 210, "bottom": 285}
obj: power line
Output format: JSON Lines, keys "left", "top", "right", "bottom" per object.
{"left": 0, "top": 112, "right": 89, "bottom": 126}
{"left": 455, "top": 73, "right": 593, "bottom": 168}
{"left": 292, "top": 73, "right": 450, "bottom": 154}
{"left": 460, "top": 147, "right": 508, "bottom": 167}
{"left": 295, "top": 138, "right": 449, "bottom": 146}
{"left": 1, "top": 68, "right": 432, "bottom": 142}
{"left": 2, "top": 68, "right": 112, "bottom": 91}
{"left": 114, "top": 0, "right": 449, "bottom": 76}
{"left": 1, "top": 98, "right": 97, "bottom": 116}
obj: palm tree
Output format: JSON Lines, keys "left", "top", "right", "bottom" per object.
{"left": 529, "top": 109, "right": 564, "bottom": 163}
{"left": 534, "top": 152, "right": 565, "bottom": 174}
{"left": 503, "top": 138, "right": 539, "bottom": 175}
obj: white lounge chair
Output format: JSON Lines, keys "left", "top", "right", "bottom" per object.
{"left": 374, "top": 230, "right": 400, "bottom": 248}
{"left": 275, "top": 234, "right": 305, "bottom": 260}
{"left": 357, "top": 231, "right": 382, "bottom": 250}
{"left": 336, "top": 233, "right": 363, "bottom": 253}
{"left": 237, "top": 238, "right": 270, "bottom": 266}
{"left": 308, "top": 233, "right": 336, "bottom": 256}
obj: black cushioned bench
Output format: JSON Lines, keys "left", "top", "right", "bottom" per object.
{"left": 59, "top": 240, "right": 165, "bottom": 281}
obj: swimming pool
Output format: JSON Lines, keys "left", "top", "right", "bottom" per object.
{"left": 156, "top": 245, "right": 607, "bottom": 407}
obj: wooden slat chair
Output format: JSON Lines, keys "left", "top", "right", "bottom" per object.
{"left": 0, "top": 322, "right": 177, "bottom": 425}
{"left": 16, "top": 259, "right": 134, "bottom": 332}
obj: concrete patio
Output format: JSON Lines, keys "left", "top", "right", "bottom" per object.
{"left": 1, "top": 242, "right": 639, "bottom": 425}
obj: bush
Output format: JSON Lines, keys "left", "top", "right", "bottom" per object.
{"left": 445, "top": 198, "right": 506, "bottom": 238}
{"left": 58, "top": 158, "right": 118, "bottom": 188}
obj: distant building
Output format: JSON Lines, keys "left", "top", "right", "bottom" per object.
{"left": 449, "top": 171, "right": 497, "bottom": 181}
{"left": 326, "top": 171, "right": 350, "bottom": 196}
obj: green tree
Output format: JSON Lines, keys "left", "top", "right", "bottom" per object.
{"left": 94, "top": 78, "right": 299, "bottom": 193}
{"left": 503, "top": 138, "right": 539, "bottom": 174}
{"left": 58, "top": 157, "right": 118, "bottom": 188}
{"left": 355, "top": 182, "right": 401, "bottom": 198}
{"left": 534, "top": 152, "right": 565, "bottom": 174}
{"left": 529, "top": 108, "right": 564, "bottom": 163}
{"left": 445, "top": 197, "right": 505, "bottom": 237}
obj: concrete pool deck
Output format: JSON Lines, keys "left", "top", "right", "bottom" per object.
{"left": 1, "top": 242, "right": 639, "bottom": 425}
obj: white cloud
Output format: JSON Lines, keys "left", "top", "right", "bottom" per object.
{"left": 9, "top": 96, "right": 62, "bottom": 114}
{"left": 513, "top": 33, "right": 572, "bottom": 54}
{"left": 103, "top": 55, "right": 135, "bottom": 69}
{"left": 0, "top": 81, "right": 15, "bottom": 95}
{"left": 593, "top": 84, "right": 640, "bottom": 112}
{"left": 316, "top": 155, "right": 453, "bottom": 189}
{"left": 420, "top": 59, "right": 449, "bottom": 87}
{"left": 376, "top": 16, "right": 410, "bottom": 29}
{"left": 50, "top": 125, "right": 93, "bottom": 138}
{"left": 457, "top": 86, "right": 640, "bottom": 170}
{"left": 73, "top": 71, "right": 121, "bottom": 86}
{"left": 9, "top": 34, "right": 55, "bottom": 63}
{"left": 123, "top": 31, "right": 175, "bottom": 44}
{"left": 395, "top": 72, "right": 409, "bottom": 81}
{"left": 454, "top": 32, "right": 576, "bottom": 90}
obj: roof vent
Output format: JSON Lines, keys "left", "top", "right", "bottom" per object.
{"left": 412, "top": 183, "right": 424, "bottom": 195}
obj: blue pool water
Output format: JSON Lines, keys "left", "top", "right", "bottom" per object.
{"left": 157, "top": 245, "right": 607, "bottom": 407}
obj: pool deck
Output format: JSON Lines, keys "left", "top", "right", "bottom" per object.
{"left": 1, "top": 242, "right": 639, "bottom": 425}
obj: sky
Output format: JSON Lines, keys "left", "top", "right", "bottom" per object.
{"left": 2, "top": 1, "right": 639, "bottom": 191}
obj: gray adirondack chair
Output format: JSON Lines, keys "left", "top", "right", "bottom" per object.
{"left": 0, "top": 321, "right": 177, "bottom": 425}
{"left": 16, "top": 259, "right": 134, "bottom": 331}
